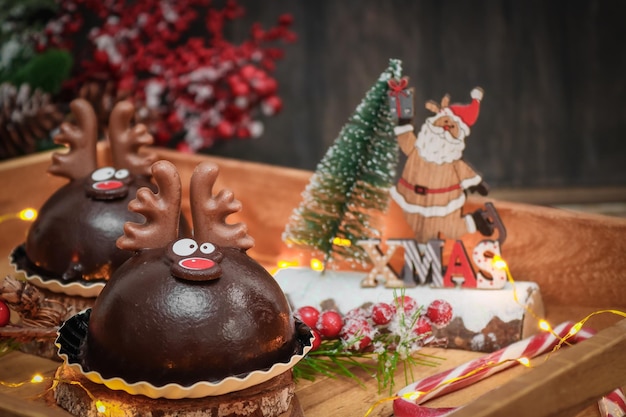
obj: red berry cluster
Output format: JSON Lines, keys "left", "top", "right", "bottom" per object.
{"left": 35, "top": 0, "right": 296, "bottom": 152}
{"left": 296, "top": 296, "right": 453, "bottom": 352}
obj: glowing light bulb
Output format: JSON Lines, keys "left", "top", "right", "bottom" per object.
{"left": 332, "top": 237, "right": 351, "bottom": 247}
{"left": 568, "top": 322, "right": 583, "bottom": 336}
{"left": 492, "top": 255, "right": 508, "bottom": 270}
{"left": 30, "top": 374, "right": 44, "bottom": 383}
{"left": 517, "top": 357, "right": 531, "bottom": 367}
{"left": 0, "top": 208, "right": 38, "bottom": 224}
{"left": 19, "top": 208, "right": 38, "bottom": 221}
{"left": 310, "top": 258, "right": 324, "bottom": 271}
{"left": 539, "top": 320, "right": 552, "bottom": 332}
{"left": 402, "top": 391, "right": 424, "bottom": 401}
{"left": 96, "top": 400, "right": 107, "bottom": 414}
{"left": 277, "top": 259, "right": 298, "bottom": 269}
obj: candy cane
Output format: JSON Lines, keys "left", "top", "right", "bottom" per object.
{"left": 599, "top": 389, "right": 626, "bottom": 417}
{"left": 393, "top": 321, "right": 625, "bottom": 417}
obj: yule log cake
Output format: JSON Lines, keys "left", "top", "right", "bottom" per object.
{"left": 274, "top": 268, "right": 543, "bottom": 352}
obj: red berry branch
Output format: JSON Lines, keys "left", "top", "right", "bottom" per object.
{"left": 34, "top": 0, "right": 296, "bottom": 152}
{"left": 293, "top": 294, "right": 454, "bottom": 393}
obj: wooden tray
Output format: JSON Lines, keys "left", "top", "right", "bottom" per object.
{"left": 1, "top": 146, "right": 625, "bottom": 417}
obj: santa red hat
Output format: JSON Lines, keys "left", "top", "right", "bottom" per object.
{"left": 448, "top": 87, "right": 483, "bottom": 128}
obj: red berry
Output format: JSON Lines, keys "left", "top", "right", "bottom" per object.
{"left": 310, "top": 329, "right": 322, "bottom": 351}
{"left": 394, "top": 295, "right": 417, "bottom": 314}
{"left": 278, "top": 14, "right": 294, "bottom": 25}
{"left": 255, "top": 78, "right": 278, "bottom": 96}
{"left": 236, "top": 126, "right": 251, "bottom": 138}
{"left": 296, "top": 306, "right": 320, "bottom": 330}
{"left": 340, "top": 318, "right": 373, "bottom": 351}
{"left": 231, "top": 82, "right": 250, "bottom": 96}
{"left": 93, "top": 49, "right": 109, "bottom": 65}
{"left": 413, "top": 316, "right": 432, "bottom": 336}
{"left": 261, "top": 95, "right": 282, "bottom": 115}
{"left": 227, "top": 74, "right": 242, "bottom": 87}
{"left": 317, "top": 310, "right": 343, "bottom": 339}
{"left": 215, "top": 120, "right": 234, "bottom": 137}
{"left": 426, "top": 300, "right": 453, "bottom": 328}
{"left": 240, "top": 64, "right": 258, "bottom": 80}
{"left": 0, "top": 300, "right": 10, "bottom": 327}
{"left": 344, "top": 307, "right": 367, "bottom": 321}
{"left": 371, "top": 302, "right": 394, "bottom": 325}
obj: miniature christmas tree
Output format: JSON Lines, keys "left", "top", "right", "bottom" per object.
{"left": 283, "top": 58, "right": 403, "bottom": 268}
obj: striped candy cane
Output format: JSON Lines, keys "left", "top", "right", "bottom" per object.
{"left": 393, "top": 321, "right": 625, "bottom": 417}
{"left": 599, "top": 389, "right": 626, "bottom": 417}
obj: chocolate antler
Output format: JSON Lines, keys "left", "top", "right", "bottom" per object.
{"left": 108, "top": 100, "right": 156, "bottom": 177}
{"left": 117, "top": 161, "right": 182, "bottom": 251}
{"left": 48, "top": 99, "right": 98, "bottom": 179}
{"left": 190, "top": 162, "right": 254, "bottom": 250}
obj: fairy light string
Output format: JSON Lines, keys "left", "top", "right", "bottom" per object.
{"left": 492, "top": 254, "right": 575, "bottom": 346}
{"left": 0, "top": 373, "right": 46, "bottom": 388}
{"left": 363, "top": 357, "right": 532, "bottom": 417}
{"left": 0, "top": 208, "right": 38, "bottom": 224}
{"left": 552, "top": 309, "right": 626, "bottom": 353}
{"left": 0, "top": 373, "right": 115, "bottom": 415}
{"left": 363, "top": 311, "right": 626, "bottom": 417}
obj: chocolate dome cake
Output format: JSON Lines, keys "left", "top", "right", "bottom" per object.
{"left": 57, "top": 160, "right": 310, "bottom": 392}
{"left": 10, "top": 99, "right": 187, "bottom": 295}
{"left": 82, "top": 246, "right": 298, "bottom": 386}
{"left": 19, "top": 172, "right": 151, "bottom": 283}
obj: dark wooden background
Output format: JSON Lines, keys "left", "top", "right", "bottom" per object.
{"left": 210, "top": 0, "right": 626, "bottom": 189}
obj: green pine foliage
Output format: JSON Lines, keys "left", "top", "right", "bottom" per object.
{"left": 5, "top": 49, "right": 73, "bottom": 94}
{"left": 0, "top": 0, "right": 58, "bottom": 83}
{"left": 283, "top": 58, "right": 403, "bottom": 268}
{"left": 1, "top": 0, "right": 71, "bottom": 94}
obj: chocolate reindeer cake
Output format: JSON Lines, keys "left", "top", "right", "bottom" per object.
{"left": 10, "top": 99, "right": 183, "bottom": 296}
{"left": 56, "top": 161, "right": 311, "bottom": 404}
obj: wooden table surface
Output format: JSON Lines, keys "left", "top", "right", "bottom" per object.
{"left": 1, "top": 148, "right": 625, "bottom": 417}
{"left": 0, "top": 339, "right": 621, "bottom": 417}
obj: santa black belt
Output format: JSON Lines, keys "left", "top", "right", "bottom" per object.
{"left": 398, "top": 178, "right": 461, "bottom": 195}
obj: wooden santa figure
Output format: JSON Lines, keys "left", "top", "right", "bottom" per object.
{"left": 390, "top": 87, "right": 501, "bottom": 243}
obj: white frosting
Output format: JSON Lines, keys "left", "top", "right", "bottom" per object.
{"left": 274, "top": 268, "right": 539, "bottom": 333}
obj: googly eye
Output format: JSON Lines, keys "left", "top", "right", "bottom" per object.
{"left": 172, "top": 238, "right": 198, "bottom": 256}
{"left": 199, "top": 242, "right": 216, "bottom": 254}
{"left": 114, "top": 169, "right": 129, "bottom": 179}
{"left": 91, "top": 167, "right": 115, "bottom": 181}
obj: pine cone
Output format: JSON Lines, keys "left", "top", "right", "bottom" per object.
{"left": 0, "top": 275, "right": 45, "bottom": 318}
{"left": 0, "top": 82, "right": 64, "bottom": 160}
{"left": 0, "top": 276, "right": 65, "bottom": 326}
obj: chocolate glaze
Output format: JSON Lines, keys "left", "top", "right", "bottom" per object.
{"left": 23, "top": 176, "right": 155, "bottom": 283}
{"left": 81, "top": 246, "right": 298, "bottom": 386}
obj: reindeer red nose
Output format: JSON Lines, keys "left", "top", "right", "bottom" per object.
{"left": 93, "top": 180, "right": 124, "bottom": 190}
{"left": 179, "top": 258, "right": 216, "bottom": 270}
